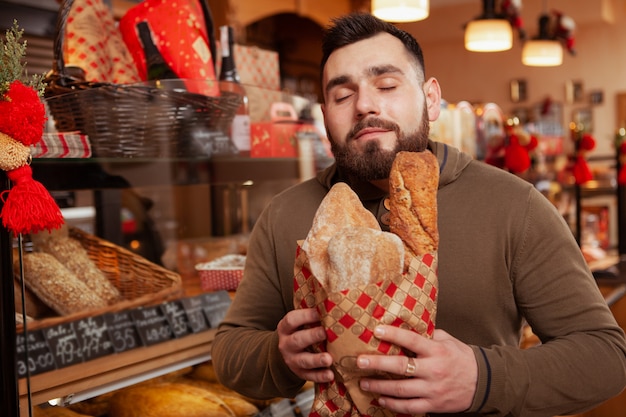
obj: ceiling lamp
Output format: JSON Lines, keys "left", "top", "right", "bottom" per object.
{"left": 372, "top": 0, "right": 429, "bottom": 23}
{"left": 464, "top": 0, "right": 512, "bottom": 52}
{"left": 522, "top": 12, "right": 563, "bottom": 66}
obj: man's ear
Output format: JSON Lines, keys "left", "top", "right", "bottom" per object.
{"left": 424, "top": 77, "right": 442, "bottom": 121}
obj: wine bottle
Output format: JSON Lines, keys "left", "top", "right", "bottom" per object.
{"left": 136, "top": 21, "right": 178, "bottom": 80}
{"left": 219, "top": 25, "right": 250, "bottom": 155}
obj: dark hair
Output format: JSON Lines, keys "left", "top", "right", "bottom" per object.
{"left": 321, "top": 13, "right": 426, "bottom": 80}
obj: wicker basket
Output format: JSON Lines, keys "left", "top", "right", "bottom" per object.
{"left": 17, "top": 227, "right": 183, "bottom": 332}
{"left": 44, "top": 0, "right": 239, "bottom": 158}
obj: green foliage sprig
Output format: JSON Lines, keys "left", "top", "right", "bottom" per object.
{"left": 1, "top": 20, "right": 46, "bottom": 97}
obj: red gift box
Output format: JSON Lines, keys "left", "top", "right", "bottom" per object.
{"left": 250, "top": 102, "right": 300, "bottom": 158}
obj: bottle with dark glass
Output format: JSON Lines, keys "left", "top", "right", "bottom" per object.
{"left": 219, "top": 25, "right": 250, "bottom": 155}
{"left": 136, "top": 21, "right": 178, "bottom": 80}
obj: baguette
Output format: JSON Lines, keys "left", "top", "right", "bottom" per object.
{"left": 20, "top": 252, "right": 108, "bottom": 315}
{"left": 389, "top": 150, "right": 439, "bottom": 266}
{"left": 31, "top": 226, "right": 123, "bottom": 304}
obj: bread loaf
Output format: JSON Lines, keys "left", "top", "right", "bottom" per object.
{"left": 108, "top": 382, "right": 233, "bottom": 417}
{"left": 20, "top": 252, "right": 108, "bottom": 315}
{"left": 33, "top": 405, "right": 94, "bottom": 417}
{"left": 301, "top": 182, "right": 381, "bottom": 288}
{"left": 326, "top": 226, "right": 404, "bottom": 292}
{"left": 14, "top": 275, "right": 56, "bottom": 319}
{"left": 31, "top": 226, "right": 122, "bottom": 304}
{"left": 177, "top": 378, "right": 259, "bottom": 417}
{"left": 389, "top": 150, "right": 439, "bottom": 265}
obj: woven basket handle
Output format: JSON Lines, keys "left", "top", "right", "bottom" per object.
{"left": 51, "top": 0, "right": 85, "bottom": 82}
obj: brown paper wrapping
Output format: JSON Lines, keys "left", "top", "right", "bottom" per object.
{"left": 293, "top": 242, "right": 438, "bottom": 417}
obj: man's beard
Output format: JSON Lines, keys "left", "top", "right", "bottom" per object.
{"left": 328, "top": 108, "right": 430, "bottom": 181}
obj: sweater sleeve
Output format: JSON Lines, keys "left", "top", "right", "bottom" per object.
{"left": 211, "top": 199, "right": 305, "bottom": 399}
{"left": 467, "top": 188, "right": 626, "bottom": 416}
{"left": 211, "top": 179, "right": 328, "bottom": 399}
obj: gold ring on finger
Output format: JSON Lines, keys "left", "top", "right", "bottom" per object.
{"left": 404, "top": 357, "right": 417, "bottom": 377}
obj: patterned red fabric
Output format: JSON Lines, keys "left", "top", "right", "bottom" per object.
{"left": 32, "top": 132, "right": 92, "bottom": 158}
{"left": 64, "top": 0, "right": 140, "bottom": 84}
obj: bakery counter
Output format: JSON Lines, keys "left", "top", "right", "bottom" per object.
{"left": 19, "top": 329, "right": 216, "bottom": 416}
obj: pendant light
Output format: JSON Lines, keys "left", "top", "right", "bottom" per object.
{"left": 372, "top": 0, "right": 430, "bottom": 23}
{"left": 522, "top": 3, "right": 563, "bottom": 66}
{"left": 465, "top": 0, "right": 512, "bottom": 52}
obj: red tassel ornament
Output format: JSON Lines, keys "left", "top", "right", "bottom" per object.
{"left": 1, "top": 165, "right": 64, "bottom": 235}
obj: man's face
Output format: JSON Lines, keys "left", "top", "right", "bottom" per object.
{"left": 321, "top": 33, "right": 439, "bottom": 181}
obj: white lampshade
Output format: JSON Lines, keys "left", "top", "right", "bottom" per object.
{"left": 522, "top": 39, "right": 563, "bottom": 66}
{"left": 464, "top": 19, "right": 513, "bottom": 52}
{"left": 372, "top": 0, "right": 429, "bottom": 23}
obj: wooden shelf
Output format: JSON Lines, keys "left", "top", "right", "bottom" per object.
{"left": 19, "top": 328, "right": 216, "bottom": 415}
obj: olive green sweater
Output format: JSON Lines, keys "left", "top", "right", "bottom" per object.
{"left": 212, "top": 141, "right": 626, "bottom": 416}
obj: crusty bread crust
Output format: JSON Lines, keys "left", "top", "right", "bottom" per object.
{"left": 389, "top": 151, "right": 439, "bottom": 263}
{"left": 326, "top": 226, "right": 404, "bottom": 292}
{"left": 301, "top": 182, "right": 381, "bottom": 289}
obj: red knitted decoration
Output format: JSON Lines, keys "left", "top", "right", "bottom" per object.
{"left": 0, "top": 80, "right": 46, "bottom": 146}
{"left": 573, "top": 155, "right": 593, "bottom": 185}
{"left": 0, "top": 80, "right": 64, "bottom": 235}
{"left": 504, "top": 135, "right": 531, "bottom": 173}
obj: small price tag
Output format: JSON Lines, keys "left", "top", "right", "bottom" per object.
{"left": 160, "top": 300, "right": 190, "bottom": 338}
{"left": 74, "top": 315, "right": 115, "bottom": 361}
{"left": 181, "top": 295, "right": 209, "bottom": 333}
{"left": 131, "top": 306, "right": 173, "bottom": 346}
{"left": 200, "top": 291, "right": 232, "bottom": 328}
{"left": 16, "top": 330, "right": 56, "bottom": 377}
{"left": 105, "top": 311, "right": 143, "bottom": 353}
{"left": 43, "top": 322, "right": 84, "bottom": 368}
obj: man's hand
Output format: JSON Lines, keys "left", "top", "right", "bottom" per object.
{"left": 277, "top": 308, "right": 334, "bottom": 383}
{"left": 357, "top": 326, "right": 478, "bottom": 415}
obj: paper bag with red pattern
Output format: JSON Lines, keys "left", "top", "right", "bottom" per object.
{"left": 293, "top": 244, "right": 437, "bottom": 417}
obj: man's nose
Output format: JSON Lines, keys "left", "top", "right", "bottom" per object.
{"left": 355, "top": 89, "right": 380, "bottom": 119}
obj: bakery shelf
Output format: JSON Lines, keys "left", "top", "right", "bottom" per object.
{"left": 19, "top": 328, "right": 216, "bottom": 415}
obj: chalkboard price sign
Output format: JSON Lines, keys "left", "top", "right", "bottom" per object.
{"left": 131, "top": 306, "right": 173, "bottom": 346}
{"left": 160, "top": 300, "right": 190, "bottom": 338}
{"left": 201, "top": 291, "right": 232, "bottom": 328}
{"left": 43, "top": 322, "right": 84, "bottom": 368}
{"left": 74, "top": 315, "right": 115, "bottom": 361}
{"left": 105, "top": 311, "right": 143, "bottom": 353}
{"left": 16, "top": 330, "right": 56, "bottom": 377}
{"left": 181, "top": 295, "right": 209, "bottom": 333}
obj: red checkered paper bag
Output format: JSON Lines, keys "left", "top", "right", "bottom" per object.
{"left": 293, "top": 244, "right": 437, "bottom": 417}
{"left": 293, "top": 152, "right": 440, "bottom": 417}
